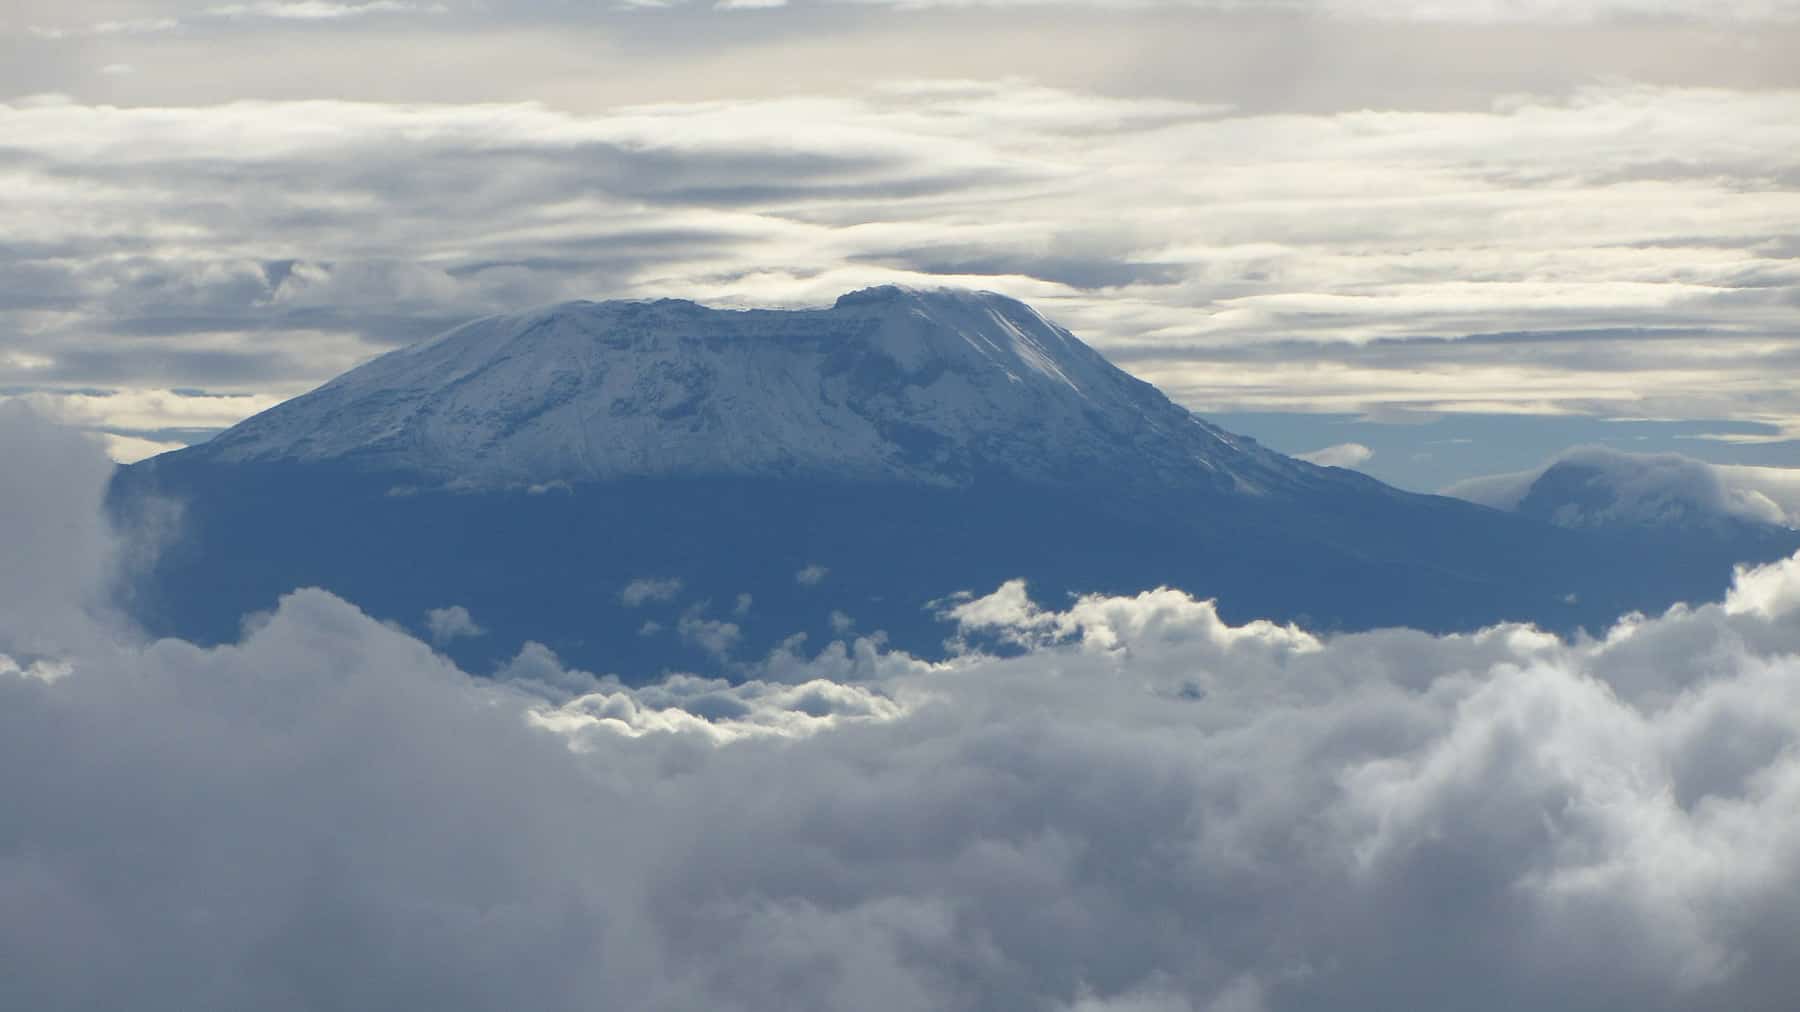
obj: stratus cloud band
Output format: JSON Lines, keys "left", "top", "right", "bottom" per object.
{"left": 1, "top": 80, "right": 1798, "bottom": 454}
{"left": 20, "top": 0, "right": 1800, "bottom": 33}
{"left": 4, "top": 413, "right": 1800, "bottom": 1010}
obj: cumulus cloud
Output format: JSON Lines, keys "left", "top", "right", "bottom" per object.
{"left": 678, "top": 610, "right": 743, "bottom": 657}
{"left": 1448, "top": 446, "right": 1800, "bottom": 528}
{"left": 795, "top": 563, "right": 829, "bottom": 585}
{"left": 423, "top": 604, "right": 484, "bottom": 644}
{"left": 1296, "top": 441, "right": 1373, "bottom": 468}
{"left": 8, "top": 413, "right": 1800, "bottom": 1009}
{"left": 620, "top": 576, "right": 684, "bottom": 606}
{"left": 0, "top": 403, "right": 120, "bottom": 656}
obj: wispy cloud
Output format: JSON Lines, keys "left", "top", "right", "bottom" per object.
{"left": 1297, "top": 442, "right": 1373, "bottom": 468}
{"left": 28, "top": 1, "right": 445, "bottom": 38}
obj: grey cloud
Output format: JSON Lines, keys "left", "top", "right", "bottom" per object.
{"left": 0, "top": 404, "right": 120, "bottom": 656}
{"left": 8, "top": 413, "right": 1800, "bottom": 1009}
{"left": 21, "top": 0, "right": 1800, "bottom": 34}
{"left": 14, "top": 5, "right": 1800, "bottom": 125}
{"left": 1106, "top": 328, "right": 1750, "bottom": 369}
{"left": 38, "top": 347, "right": 304, "bottom": 386}
{"left": 424, "top": 604, "right": 484, "bottom": 644}
{"left": 2, "top": 81, "right": 1799, "bottom": 440}
{"left": 851, "top": 247, "right": 1189, "bottom": 291}
{"left": 22, "top": 0, "right": 445, "bottom": 38}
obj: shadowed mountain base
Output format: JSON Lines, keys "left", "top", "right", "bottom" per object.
{"left": 109, "top": 457, "right": 1800, "bottom": 680}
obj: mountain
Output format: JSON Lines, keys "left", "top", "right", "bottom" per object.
{"left": 1448, "top": 446, "right": 1800, "bottom": 533}
{"left": 199, "top": 286, "right": 1309, "bottom": 495}
{"left": 110, "top": 287, "right": 1800, "bottom": 678}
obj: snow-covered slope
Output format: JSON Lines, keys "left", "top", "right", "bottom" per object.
{"left": 200, "top": 286, "right": 1308, "bottom": 493}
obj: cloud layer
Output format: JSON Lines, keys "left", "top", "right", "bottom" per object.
{"left": 6, "top": 413, "right": 1800, "bottom": 1009}
{"left": 2, "top": 75, "right": 1798, "bottom": 455}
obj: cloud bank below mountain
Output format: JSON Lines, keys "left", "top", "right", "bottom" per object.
{"left": 6, "top": 413, "right": 1800, "bottom": 1010}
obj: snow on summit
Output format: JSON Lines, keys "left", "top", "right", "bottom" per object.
{"left": 198, "top": 286, "right": 1304, "bottom": 492}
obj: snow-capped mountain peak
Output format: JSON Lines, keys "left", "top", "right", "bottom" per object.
{"left": 196, "top": 286, "right": 1300, "bottom": 491}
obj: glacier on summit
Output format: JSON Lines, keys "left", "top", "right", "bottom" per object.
{"left": 204, "top": 286, "right": 1302, "bottom": 494}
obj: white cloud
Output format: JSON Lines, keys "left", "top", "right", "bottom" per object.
{"left": 9, "top": 297, "right": 1800, "bottom": 1012}
{"left": 678, "top": 611, "right": 742, "bottom": 657}
{"left": 1725, "top": 552, "right": 1800, "bottom": 619}
{"left": 1445, "top": 465, "right": 1542, "bottom": 510}
{"left": 99, "top": 432, "right": 186, "bottom": 464}
{"left": 2, "top": 390, "right": 285, "bottom": 445}
{"left": 796, "top": 563, "right": 829, "bottom": 586}
{"left": 619, "top": 576, "right": 683, "bottom": 606}
{"left": 423, "top": 604, "right": 484, "bottom": 644}
{"left": 1296, "top": 442, "right": 1373, "bottom": 468}
{"left": 205, "top": 1, "right": 447, "bottom": 20}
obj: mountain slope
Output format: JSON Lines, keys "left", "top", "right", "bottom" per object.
{"left": 110, "top": 287, "right": 1800, "bottom": 678}
{"left": 198, "top": 286, "right": 1315, "bottom": 495}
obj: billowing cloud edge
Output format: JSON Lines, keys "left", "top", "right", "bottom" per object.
{"left": 6, "top": 411, "right": 1800, "bottom": 1010}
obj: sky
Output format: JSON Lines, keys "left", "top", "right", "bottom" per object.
{"left": 3, "top": 0, "right": 1799, "bottom": 489}
{"left": 8, "top": 9, "right": 1800, "bottom": 1003}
